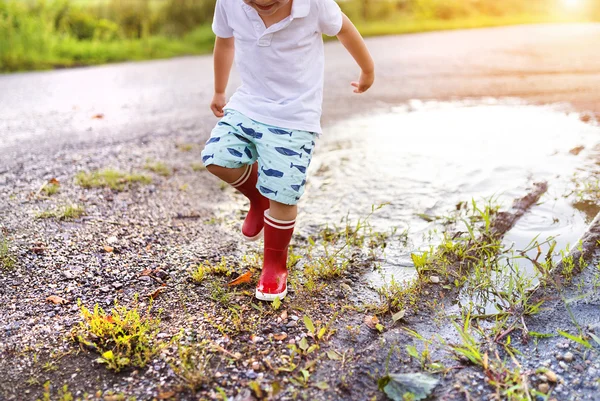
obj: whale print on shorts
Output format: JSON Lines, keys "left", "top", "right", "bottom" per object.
{"left": 261, "top": 166, "right": 284, "bottom": 178}
{"left": 244, "top": 147, "right": 253, "bottom": 159}
{"left": 202, "top": 154, "right": 214, "bottom": 163}
{"left": 206, "top": 137, "right": 221, "bottom": 144}
{"left": 290, "top": 163, "right": 307, "bottom": 173}
{"left": 275, "top": 147, "right": 302, "bottom": 158}
{"left": 300, "top": 144, "right": 312, "bottom": 155}
{"left": 268, "top": 128, "right": 293, "bottom": 137}
{"left": 218, "top": 121, "right": 230, "bottom": 127}
{"left": 228, "top": 148, "right": 243, "bottom": 157}
{"left": 233, "top": 133, "right": 252, "bottom": 143}
{"left": 290, "top": 179, "right": 306, "bottom": 192}
{"left": 260, "top": 186, "right": 278, "bottom": 196}
{"left": 237, "top": 123, "right": 263, "bottom": 139}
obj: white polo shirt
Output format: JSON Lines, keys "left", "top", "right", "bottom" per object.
{"left": 212, "top": 0, "right": 343, "bottom": 133}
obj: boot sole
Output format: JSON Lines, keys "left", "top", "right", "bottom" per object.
{"left": 255, "top": 287, "right": 287, "bottom": 302}
{"left": 242, "top": 227, "right": 264, "bottom": 242}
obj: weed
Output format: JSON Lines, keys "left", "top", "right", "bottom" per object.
{"left": 71, "top": 299, "right": 161, "bottom": 372}
{"left": 170, "top": 339, "right": 213, "bottom": 393}
{"left": 0, "top": 236, "right": 16, "bottom": 270}
{"left": 41, "top": 182, "right": 60, "bottom": 196}
{"left": 75, "top": 169, "right": 151, "bottom": 191}
{"left": 144, "top": 161, "right": 172, "bottom": 177}
{"left": 208, "top": 280, "right": 236, "bottom": 307}
{"left": 36, "top": 204, "right": 86, "bottom": 220}
{"left": 38, "top": 381, "right": 74, "bottom": 401}
{"left": 190, "top": 258, "right": 233, "bottom": 284}
{"left": 191, "top": 162, "right": 205, "bottom": 172}
{"left": 376, "top": 277, "right": 420, "bottom": 314}
{"left": 177, "top": 143, "right": 195, "bottom": 152}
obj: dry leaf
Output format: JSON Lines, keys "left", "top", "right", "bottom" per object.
{"left": 227, "top": 271, "right": 253, "bottom": 287}
{"left": 92, "top": 113, "right": 104, "bottom": 119}
{"left": 46, "top": 295, "right": 68, "bottom": 305}
{"left": 364, "top": 315, "right": 380, "bottom": 330}
{"left": 139, "top": 269, "right": 153, "bottom": 276}
{"left": 147, "top": 287, "right": 164, "bottom": 300}
{"left": 104, "top": 245, "right": 114, "bottom": 253}
{"left": 48, "top": 178, "right": 60, "bottom": 186}
{"left": 273, "top": 333, "right": 288, "bottom": 341}
{"left": 31, "top": 246, "right": 45, "bottom": 254}
{"left": 157, "top": 391, "right": 176, "bottom": 400}
{"left": 280, "top": 310, "right": 288, "bottom": 320}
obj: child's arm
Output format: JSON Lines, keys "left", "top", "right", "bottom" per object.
{"left": 211, "top": 36, "right": 235, "bottom": 117}
{"left": 336, "top": 15, "right": 375, "bottom": 94}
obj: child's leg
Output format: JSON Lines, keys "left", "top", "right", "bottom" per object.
{"left": 257, "top": 200, "right": 297, "bottom": 301}
{"left": 206, "top": 163, "right": 270, "bottom": 241}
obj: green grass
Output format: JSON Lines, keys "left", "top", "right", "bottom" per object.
{"left": 36, "top": 204, "right": 86, "bottom": 220}
{"left": 0, "top": 237, "right": 16, "bottom": 270}
{"left": 75, "top": 168, "right": 152, "bottom": 191}
{"left": 144, "top": 160, "right": 172, "bottom": 177}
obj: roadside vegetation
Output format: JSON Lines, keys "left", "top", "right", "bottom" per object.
{"left": 2, "top": 0, "right": 598, "bottom": 72}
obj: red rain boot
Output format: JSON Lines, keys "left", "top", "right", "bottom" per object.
{"left": 256, "top": 210, "right": 295, "bottom": 301}
{"left": 230, "top": 163, "right": 270, "bottom": 241}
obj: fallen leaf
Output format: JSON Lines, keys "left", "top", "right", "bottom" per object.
{"left": 364, "top": 315, "right": 380, "bottom": 330}
{"left": 227, "top": 271, "right": 252, "bottom": 287}
{"left": 392, "top": 310, "right": 406, "bottom": 323}
{"left": 326, "top": 350, "right": 342, "bottom": 361}
{"left": 569, "top": 145, "right": 585, "bottom": 155}
{"left": 273, "top": 333, "right": 288, "bottom": 341}
{"left": 545, "top": 370, "right": 558, "bottom": 383}
{"left": 139, "top": 269, "right": 153, "bottom": 276}
{"left": 378, "top": 373, "right": 439, "bottom": 401}
{"left": 48, "top": 178, "right": 60, "bottom": 186}
{"left": 46, "top": 295, "right": 68, "bottom": 305}
{"left": 157, "top": 391, "right": 176, "bottom": 400}
{"left": 147, "top": 287, "right": 164, "bottom": 300}
{"left": 92, "top": 113, "right": 104, "bottom": 119}
{"left": 315, "top": 382, "right": 330, "bottom": 390}
{"left": 31, "top": 246, "right": 45, "bottom": 254}
{"left": 104, "top": 245, "right": 114, "bottom": 253}
{"left": 280, "top": 310, "right": 288, "bottom": 320}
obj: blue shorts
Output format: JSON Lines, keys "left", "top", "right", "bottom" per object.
{"left": 201, "top": 109, "right": 317, "bottom": 205}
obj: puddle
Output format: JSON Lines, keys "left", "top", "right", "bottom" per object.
{"left": 298, "top": 100, "right": 600, "bottom": 287}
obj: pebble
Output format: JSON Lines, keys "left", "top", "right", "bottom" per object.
{"left": 251, "top": 362, "right": 260, "bottom": 371}
{"left": 286, "top": 321, "right": 298, "bottom": 328}
{"left": 538, "top": 383, "right": 550, "bottom": 394}
{"left": 563, "top": 352, "right": 574, "bottom": 363}
{"left": 245, "top": 370, "right": 257, "bottom": 380}
{"left": 559, "top": 361, "right": 568, "bottom": 370}
{"left": 99, "top": 286, "right": 111, "bottom": 293}
{"left": 429, "top": 275, "right": 440, "bottom": 284}
{"left": 113, "top": 282, "right": 123, "bottom": 290}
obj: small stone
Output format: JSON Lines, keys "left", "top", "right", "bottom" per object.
{"left": 290, "top": 315, "right": 299, "bottom": 321}
{"left": 246, "top": 370, "right": 257, "bottom": 379}
{"left": 429, "top": 275, "right": 440, "bottom": 284}
{"left": 107, "top": 236, "right": 118, "bottom": 244}
{"left": 538, "top": 383, "right": 550, "bottom": 394}
{"left": 157, "top": 333, "right": 169, "bottom": 339}
{"left": 251, "top": 362, "right": 260, "bottom": 371}
{"left": 63, "top": 271, "right": 74, "bottom": 280}
{"left": 113, "top": 282, "right": 123, "bottom": 290}
{"left": 558, "top": 361, "right": 568, "bottom": 370}
{"left": 545, "top": 370, "right": 558, "bottom": 383}
{"left": 286, "top": 320, "right": 298, "bottom": 328}
{"left": 99, "top": 286, "right": 111, "bottom": 293}
{"left": 563, "top": 352, "right": 574, "bottom": 363}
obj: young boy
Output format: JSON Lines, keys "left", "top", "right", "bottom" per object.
{"left": 201, "top": 0, "right": 374, "bottom": 301}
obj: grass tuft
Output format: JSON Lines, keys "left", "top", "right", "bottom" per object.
{"left": 36, "top": 205, "right": 86, "bottom": 220}
{"left": 0, "top": 236, "right": 16, "bottom": 270}
{"left": 71, "top": 299, "right": 161, "bottom": 372}
{"left": 144, "top": 161, "right": 172, "bottom": 177}
{"left": 75, "top": 169, "right": 151, "bottom": 191}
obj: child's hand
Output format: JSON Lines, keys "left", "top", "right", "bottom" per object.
{"left": 351, "top": 70, "right": 374, "bottom": 94}
{"left": 211, "top": 93, "right": 227, "bottom": 117}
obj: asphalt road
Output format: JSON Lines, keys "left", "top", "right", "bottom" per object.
{"left": 2, "top": 23, "right": 600, "bottom": 166}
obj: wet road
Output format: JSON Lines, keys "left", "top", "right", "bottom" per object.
{"left": 2, "top": 23, "right": 600, "bottom": 165}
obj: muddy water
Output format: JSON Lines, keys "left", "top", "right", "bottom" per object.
{"left": 299, "top": 100, "right": 600, "bottom": 286}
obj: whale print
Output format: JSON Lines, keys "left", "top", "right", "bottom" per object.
{"left": 300, "top": 144, "right": 312, "bottom": 155}
{"left": 228, "top": 148, "right": 243, "bottom": 157}
{"left": 260, "top": 186, "right": 278, "bottom": 196}
{"left": 275, "top": 147, "right": 302, "bottom": 158}
{"left": 224, "top": 110, "right": 232, "bottom": 116}
{"left": 268, "top": 128, "right": 293, "bottom": 136}
{"left": 244, "top": 147, "right": 253, "bottom": 159}
{"left": 237, "top": 123, "right": 263, "bottom": 139}
{"left": 206, "top": 137, "right": 221, "bottom": 144}
{"left": 289, "top": 163, "right": 307, "bottom": 173}
{"left": 290, "top": 179, "right": 306, "bottom": 192}
{"left": 233, "top": 133, "right": 251, "bottom": 143}
{"left": 202, "top": 154, "right": 214, "bottom": 163}
{"left": 218, "top": 121, "right": 230, "bottom": 127}
{"left": 261, "top": 166, "right": 284, "bottom": 178}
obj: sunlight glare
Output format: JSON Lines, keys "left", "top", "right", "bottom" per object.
{"left": 563, "top": 0, "right": 583, "bottom": 8}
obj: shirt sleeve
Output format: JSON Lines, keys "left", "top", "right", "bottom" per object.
{"left": 317, "top": 0, "right": 343, "bottom": 36}
{"left": 212, "top": 0, "right": 234, "bottom": 38}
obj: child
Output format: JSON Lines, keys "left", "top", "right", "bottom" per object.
{"left": 201, "top": 0, "right": 374, "bottom": 301}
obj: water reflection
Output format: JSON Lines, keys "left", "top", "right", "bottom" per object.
{"left": 299, "top": 101, "right": 600, "bottom": 286}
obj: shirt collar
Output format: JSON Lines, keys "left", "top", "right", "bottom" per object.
{"left": 291, "top": 0, "right": 310, "bottom": 19}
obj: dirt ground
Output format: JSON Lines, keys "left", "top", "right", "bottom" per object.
{"left": 2, "top": 24, "right": 600, "bottom": 401}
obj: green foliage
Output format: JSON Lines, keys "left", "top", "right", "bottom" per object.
{"left": 170, "top": 340, "right": 213, "bottom": 393}
{"left": 72, "top": 299, "right": 161, "bottom": 372}
{"left": 75, "top": 168, "right": 151, "bottom": 191}
{"left": 0, "top": 236, "right": 16, "bottom": 270}
{"left": 38, "top": 381, "right": 74, "bottom": 401}
{"left": 36, "top": 204, "right": 86, "bottom": 220}
{"left": 144, "top": 160, "right": 172, "bottom": 177}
